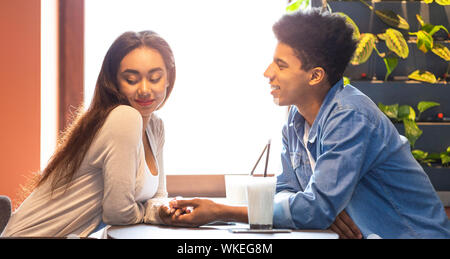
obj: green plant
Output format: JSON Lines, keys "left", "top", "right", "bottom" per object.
{"left": 423, "top": 0, "right": 450, "bottom": 6}
{"left": 340, "top": 1, "right": 412, "bottom": 81}
{"left": 410, "top": 15, "right": 449, "bottom": 54}
{"left": 408, "top": 70, "right": 437, "bottom": 84}
{"left": 412, "top": 147, "right": 450, "bottom": 167}
{"left": 375, "top": 28, "right": 410, "bottom": 80}
{"left": 286, "top": 0, "right": 310, "bottom": 13}
{"left": 286, "top": 0, "right": 450, "bottom": 82}
{"left": 378, "top": 101, "right": 440, "bottom": 147}
{"left": 339, "top": 1, "right": 448, "bottom": 82}
{"left": 350, "top": 33, "right": 377, "bottom": 65}
{"left": 359, "top": 0, "right": 409, "bottom": 30}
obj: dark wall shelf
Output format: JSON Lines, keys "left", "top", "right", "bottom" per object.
{"left": 394, "top": 122, "right": 450, "bottom": 153}
{"left": 353, "top": 81, "right": 450, "bottom": 117}
{"left": 424, "top": 166, "right": 450, "bottom": 191}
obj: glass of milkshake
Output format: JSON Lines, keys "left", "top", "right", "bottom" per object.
{"left": 246, "top": 176, "right": 276, "bottom": 230}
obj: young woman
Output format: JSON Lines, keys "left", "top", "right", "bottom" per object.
{"left": 1, "top": 31, "right": 176, "bottom": 237}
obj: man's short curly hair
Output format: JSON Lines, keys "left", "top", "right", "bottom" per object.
{"left": 273, "top": 8, "right": 357, "bottom": 86}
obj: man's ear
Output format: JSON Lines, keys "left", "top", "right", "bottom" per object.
{"left": 309, "top": 67, "right": 326, "bottom": 86}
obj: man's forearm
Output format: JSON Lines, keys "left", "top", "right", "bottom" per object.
{"left": 215, "top": 203, "right": 248, "bottom": 223}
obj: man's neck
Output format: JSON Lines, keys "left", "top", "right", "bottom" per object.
{"left": 295, "top": 101, "right": 321, "bottom": 127}
{"left": 295, "top": 84, "right": 331, "bottom": 126}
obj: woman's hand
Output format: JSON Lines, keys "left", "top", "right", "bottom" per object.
{"left": 329, "top": 210, "right": 362, "bottom": 239}
{"left": 158, "top": 198, "right": 192, "bottom": 226}
{"left": 162, "top": 198, "right": 220, "bottom": 227}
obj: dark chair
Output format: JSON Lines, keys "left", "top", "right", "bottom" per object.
{"left": 0, "top": 195, "right": 12, "bottom": 234}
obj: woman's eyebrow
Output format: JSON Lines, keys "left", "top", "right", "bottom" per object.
{"left": 148, "top": 67, "right": 163, "bottom": 74}
{"left": 121, "top": 68, "right": 163, "bottom": 74}
{"left": 122, "top": 69, "right": 140, "bottom": 74}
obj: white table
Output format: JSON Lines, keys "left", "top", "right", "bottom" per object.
{"left": 106, "top": 223, "right": 338, "bottom": 239}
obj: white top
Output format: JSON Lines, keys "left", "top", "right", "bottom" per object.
{"left": 303, "top": 122, "right": 316, "bottom": 172}
{"left": 1, "top": 105, "right": 168, "bottom": 237}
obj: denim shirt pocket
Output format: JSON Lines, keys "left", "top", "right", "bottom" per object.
{"left": 290, "top": 151, "right": 302, "bottom": 170}
{"left": 290, "top": 151, "right": 311, "bottom": 190}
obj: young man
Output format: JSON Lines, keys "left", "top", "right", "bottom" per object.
{"left": 161, "top": 8, "right": 450, "bottom": 238}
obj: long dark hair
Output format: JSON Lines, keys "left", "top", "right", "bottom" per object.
{"left": 38, "top": 31, "right": 176, "bottom": 193}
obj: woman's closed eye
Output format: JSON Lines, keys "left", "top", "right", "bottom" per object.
{"left": 125, "top": 78, "right": 138, "bottom": 85}
{"left": 149, "top": 72, "right": 162, "bottom": 83}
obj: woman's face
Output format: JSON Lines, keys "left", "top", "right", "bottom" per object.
{"left": 117, "top": 47, "right": 168, "bottom": 118}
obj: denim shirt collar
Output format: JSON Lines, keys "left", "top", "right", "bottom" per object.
{"left": 309, "top": 79, "right": 344, "bottom": 142}
{"left": 293, "top": 79, "right": 344, "bottom": 145}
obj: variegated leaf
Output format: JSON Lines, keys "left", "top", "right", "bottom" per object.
{"left": 398, "top": 105, "right": 416, "bottom": 121}
{"left": 383, "top": 56, "right": 398, "bottom": 81}
{"left": 336, "top": 12, "right": 360, "bottom": 40}
{"left": 286, "top": 0, "right": 310, "bottom": 13}
{"left": 343, "top": 76, "right": 351, "bottom": 86}
{"left": 410, "top": 30, "right": 433, "bottom": 53}
{"left": 403, "top": 119, "right": 422, "bottom": 147}
{"left": 359, "top": 0, "right": 409, "bottom": 30}
{"left": 385, "top": 29, "right": 409, "bottom": 59}
{"left": 377, "top": 33, "right": 387, "bottom": 41}
{"left": 416, "top": 14, "right": 425, "bottom": 27}
{"left": 378, "top": 103, "right": 398, "bottom": 120}
{"left": 416, "top": 14, "right": 449, "bottom": 36}
{"left": 412, "top": 149, "right": 428, "bottom": 160}
{"left": 431, "top": 43, "right": 450, "bottom": 61}
{"left": 429, "top": 25, "right": 449, "bottom": 36}
{"left": 417, "top": 101, "right": 440, "bottom": 114}
{"left": 408, "top": 70, "right": 437, "bottom": 83}
{"left": 436, "top": 0, "right": 450, "bottom": 5}
{"left": 375, "top": 10, "right": 410, "bottom": 30}
{"left": 351, "top": 33, "right": 376, "bottom": 65}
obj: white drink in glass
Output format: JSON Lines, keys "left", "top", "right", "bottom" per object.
{"left": 246, "top": 176, "right": 276, "bottom": 229}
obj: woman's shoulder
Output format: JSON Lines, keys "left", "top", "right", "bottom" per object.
{"left": 101, "top": 105, "right": 143, "bottom": 139}
{"left": 86, "top": 105, "right": 143, "bottom": 163}
{"left": 106, "top": 105, "right": 142, "bottom": 126}
{"left": 110, "top": 105, "right": 141, "bottom": 118}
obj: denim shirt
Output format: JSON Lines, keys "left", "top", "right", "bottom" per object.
{"left": 273, "top": 79, "right": 450, "bottom": 238}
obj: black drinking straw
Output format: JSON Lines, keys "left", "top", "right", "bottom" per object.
{"left": 263, "top": 139, "right": 271, "bottom": 177}
{"left": 250, "top": 144, "right": 268, "bottom": 176}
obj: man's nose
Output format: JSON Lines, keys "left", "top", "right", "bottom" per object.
{"left": 263, "top": 63, "right": 274, "bottom": 80}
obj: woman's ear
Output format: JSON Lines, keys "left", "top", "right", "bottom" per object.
{"left": 309, "top": 67, "right": 326, "bottom": 86}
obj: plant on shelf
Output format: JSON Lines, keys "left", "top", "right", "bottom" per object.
{"left": 378, "top": 101, "right": 440, "bottom": 147}
{"left": 412, "top": 147, "right": 450, "bottom": 168}
{"left": 286, "top": 0, "right": 311, "bottom": 13}
{"left": 378, "top": 101, "right": 450, "bottom": 168}
{"left": 321, "top": 0, "right": 450, "bottom": 82}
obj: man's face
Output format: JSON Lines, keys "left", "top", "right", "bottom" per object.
{"left": 264, "top": 42, "right": 311, "bottom": 107}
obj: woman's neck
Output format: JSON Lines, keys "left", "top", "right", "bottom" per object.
{"left": 142, "top": 115, "right": 151, "bottom": 134}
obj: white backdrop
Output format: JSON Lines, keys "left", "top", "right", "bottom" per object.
{"left": 85, "top": 0, "right": 288, "bottom": 175}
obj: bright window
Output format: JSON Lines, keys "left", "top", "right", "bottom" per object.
{"left": 41, "top": 0, "right": 58, "bottom": 170}
{"left": 85, "top": 0, "right": 287, "bottom": 175}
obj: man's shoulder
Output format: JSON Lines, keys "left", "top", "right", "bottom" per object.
{"left": 330, "top": 84, "right": 383, "bottom": 124}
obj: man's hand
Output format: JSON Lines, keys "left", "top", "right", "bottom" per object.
{"left": 167, "top": 198, "right": 220, "bottom": 227}
{"left": 158, "top": 198, "right": 192, "bottom": 226}
{"left": 329, "top": 210, "right": 362, "bottom": 239}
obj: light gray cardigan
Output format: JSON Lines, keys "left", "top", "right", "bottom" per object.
{"left": 1, "top": 105, "right": 168, "bottom": 237}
